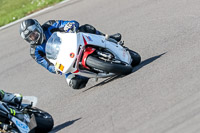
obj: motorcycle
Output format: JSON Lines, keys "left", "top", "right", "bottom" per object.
{"left": 0, "top": 96, "right": 54, "bottom": 133}
{"left": 46, "top": 32, "right": 141, "bottom": 79}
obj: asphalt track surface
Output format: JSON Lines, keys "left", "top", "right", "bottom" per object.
{"left": 1, "top": 0, "right": 200, "bottom": 132}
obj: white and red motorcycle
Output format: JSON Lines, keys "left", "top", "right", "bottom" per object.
{"left": 46, "top": 32, "right": 141, "bottom": 79}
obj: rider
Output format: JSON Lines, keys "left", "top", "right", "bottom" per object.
{"left": 19, "top": 19, "right": 122, "bottom": 89}
{"left": 0, "top": 90, "right": 22, "bottom": 106}
{"left": 0, "top": 90, "right": 24, "bottom": 118}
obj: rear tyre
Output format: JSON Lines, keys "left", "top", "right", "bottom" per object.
{"left": 128, "top": 50, "right": 141, "bottom": 67}
{"left": 86, "top": 55, "right": 132, "bottom": 75}
{"left": 32, "top": 108, "right": 54, "bottom": 133}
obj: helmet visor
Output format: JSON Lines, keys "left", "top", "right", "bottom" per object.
{"left": 22, "top": 24, "right": 43, "bottom": 45}
{"left": 26, "top": 30, "right": 40, "bottom": 44}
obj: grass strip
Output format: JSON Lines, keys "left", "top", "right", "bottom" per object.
{"left": 0, "top": 0, "right": 64, "bottom": 27}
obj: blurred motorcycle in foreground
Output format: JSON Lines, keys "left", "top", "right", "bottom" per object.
{"left": 0, "top": 95, "right": 54, "bottom": 133}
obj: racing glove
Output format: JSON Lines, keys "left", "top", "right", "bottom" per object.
{"left": 49, "top": 65, "right": 62, "bottom": 75}
{"left": 64, "top": 22, "right": 77, "bottom": 33}
{"left": 0, "top": 90, "right": 23, "bottom": 106}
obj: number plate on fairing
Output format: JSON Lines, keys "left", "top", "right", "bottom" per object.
{"left": 11, "top": 117, "right": 30, "bottom": 133}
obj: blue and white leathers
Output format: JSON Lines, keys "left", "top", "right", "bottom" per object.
{"left": 30, "top": 20, "right": 79, "bottom": 73}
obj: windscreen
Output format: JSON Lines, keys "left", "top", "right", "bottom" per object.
{"left": 46, "top": 32, "right": 62, "bottom": 60}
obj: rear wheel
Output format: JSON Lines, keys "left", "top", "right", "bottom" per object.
{"left": 86, "top": 55, "right": 132, "bottom": 75}
{"left": 128, "top": 50, "right": 141, "bottom": 67}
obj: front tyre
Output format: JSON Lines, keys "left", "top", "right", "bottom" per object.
{"left": 32, "top": 108, "right": 54, "bottom": 133}
{"left": 86, "top": 55, "right": 132, "bottom": 75}
{"left": 128, "top": 50, "right": 141, "bottom": 67}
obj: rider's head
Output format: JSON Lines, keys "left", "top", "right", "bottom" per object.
{"left": 19, "top": 19, "right": 44, "bottom": 45}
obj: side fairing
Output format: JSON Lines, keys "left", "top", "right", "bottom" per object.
{"left": 78, "top": 32, "right": 132, "bottom": 64}
{"left": 105, "top": 40, "right": 132, "bottom": 64}
{"left": 78, "top": 32, "right": 106, "bottom": 47}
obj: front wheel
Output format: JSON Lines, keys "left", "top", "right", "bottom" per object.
{"left": 31, "top": 108, "right": 54, "bottom": 133}
{"left": 86, "top": 55, "right": 133, "bottom": 75}
{"left": 128, "top": 50, "right": 141, "bottom": 67}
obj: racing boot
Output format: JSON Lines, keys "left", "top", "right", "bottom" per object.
{"left": 0, "top": 90, "right": 23, "bottom": 106}
{"left": 97, "top": 31, "right": 122, "bottom": 42}
{"left": 78, "top": 24, "right": 122, "bottom": 42}
{"left": 109, "top": 33, "right": 122, "bottom": 42}
{"left": 66, "top": 74, "right": 89, "bottom": 89}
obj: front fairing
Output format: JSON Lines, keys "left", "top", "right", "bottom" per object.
{"left": 46, "top": 32, "right": 79, "bottom": 73}
{"left": 11, "top": 112, "right": 37, "bottom": 133}
{"left": 11, "top": 116, "right": 30, "bottom": 133}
